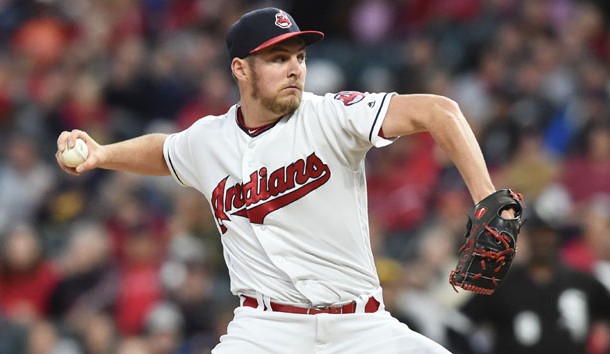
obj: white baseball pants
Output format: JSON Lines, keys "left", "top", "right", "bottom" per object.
{"left": 211, "top": 306, "right": 452, "bottom": 354}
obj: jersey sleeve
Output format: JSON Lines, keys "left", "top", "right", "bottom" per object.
{"left": 323, "top": 91, "right": 397, "bottom": 149}
{"left": 163, "top": 130, "right": 196, "bottom": 188}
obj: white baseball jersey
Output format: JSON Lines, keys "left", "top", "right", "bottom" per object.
{"left": 163, "top": 91, "right": 396, "bottom": 306}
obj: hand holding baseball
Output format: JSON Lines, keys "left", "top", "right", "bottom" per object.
{"left": 60, "top": 138, "right": 88, "bottom": 167}
{"left": 56, "top": 130, "right": 99, "bottom": 175}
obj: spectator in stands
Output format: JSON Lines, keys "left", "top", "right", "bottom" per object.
{"left": 143, "top": 302, "right": 184, "bottom": 354}
{"left": 59, "top": 73, "right": 111, "bottom": 143}
{"left": 562, "top": 194, "right": 610, "bottom": 287}
{"left": 497, "top": 129, "right": 561, "bottom": 200}
{"left": 78, "top": 312, "right": 117, "bottom": 354}
{"left": 562, "top": 123, "right": 610, "bottom": 209}
{"left": 113, "top": 219, "right": 164, "bottom": 335}
{"left": 115, "top": 337, "right": 149, "bottom": 354}
{"left": 0, "top": 224, "right": 59, "bottom": 326}
{"left": 48, "top": 222, "right": 119, "bottom": 333}
{"left": 398, "top": 225, "right": 468, "bottom": 348}
{"left": 366, "top": 133, "right": 441, "bottom": 255}
{"left": 175, "top": 66, "right": 234, "bottom": 130}
{"left": 25, "top": 319, "right": 81, "bottom": 354}
{"left": 0, "top": 133, "right": 57, "bottom": 233}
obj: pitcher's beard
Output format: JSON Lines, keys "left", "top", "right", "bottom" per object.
{"left": 261, "top": 93, "right": 301, "bottom": 116}
{"left": 250, "top": 70, "right": 302, "bottom": 117}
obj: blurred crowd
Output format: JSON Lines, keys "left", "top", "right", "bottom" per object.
{"left": 1, "top": 0, "right": 610, "bottom": 353}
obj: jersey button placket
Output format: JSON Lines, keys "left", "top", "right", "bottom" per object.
{"left": 242, "top": 140, "right": 262, "bottom": 230}
{"left": 242, "top": 141, "right": 257, "bottom": 179}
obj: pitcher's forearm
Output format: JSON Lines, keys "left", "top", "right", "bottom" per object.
{"left": 428, "top": 106, "right": 495, "bottom": 203}
{"left": 98, "top": 134, "right": 171, "bottom": 175}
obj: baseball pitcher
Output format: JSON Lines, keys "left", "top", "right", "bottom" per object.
{"left": 56, "top": 7, "right": 523, "bottom": 354}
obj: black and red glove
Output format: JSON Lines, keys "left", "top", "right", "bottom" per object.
{"left": 449, "top": 189, "right": 525, "bottom": 295}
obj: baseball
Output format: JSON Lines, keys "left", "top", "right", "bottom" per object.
{"left": 61, "top": 138, "right": 89, "bottom": 167}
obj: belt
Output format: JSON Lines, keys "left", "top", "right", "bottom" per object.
{"left": 241, "top": 295, "right": 380, "bottom": 315}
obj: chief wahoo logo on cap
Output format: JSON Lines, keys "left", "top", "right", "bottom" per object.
{"left": 275, "top": 10, "right": 292, "bottom": 29}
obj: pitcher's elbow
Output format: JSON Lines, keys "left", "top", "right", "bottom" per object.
{"left": 429, "top": 95, "right": 463, "bottom": 125}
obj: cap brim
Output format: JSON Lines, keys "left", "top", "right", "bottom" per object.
{"left": 249, "top": 31, "right": 324, "bottom": 55}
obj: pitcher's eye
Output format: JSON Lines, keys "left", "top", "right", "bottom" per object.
{"left": 272, "top": 55, "right": 288, "bottom": 63}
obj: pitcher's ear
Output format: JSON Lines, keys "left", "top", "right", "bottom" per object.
{"left": 231, "top": 57, "right": 248, "bottom": 81}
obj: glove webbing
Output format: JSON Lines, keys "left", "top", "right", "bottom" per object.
{"left": 449, "top": 225, "right": 515, "bottom": 295}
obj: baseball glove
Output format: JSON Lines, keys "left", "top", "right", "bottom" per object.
{"left": 449, "top": 189, "right": 525, "bottom": 295}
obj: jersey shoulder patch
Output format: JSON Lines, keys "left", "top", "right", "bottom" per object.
{"left": 333, "top": 91, "right": 366, "bottom": 106}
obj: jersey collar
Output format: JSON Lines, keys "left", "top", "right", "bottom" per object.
{"left": 236, "top": 106, "right": 279, "bottom": 137}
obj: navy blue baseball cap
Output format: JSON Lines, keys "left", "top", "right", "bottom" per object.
{"left": 227, "top": 7, "right": 324, "bottom": 59}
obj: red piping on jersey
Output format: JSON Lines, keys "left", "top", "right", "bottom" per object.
{"left": 236, "top": 106, "right": 278, "bottom": 137}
